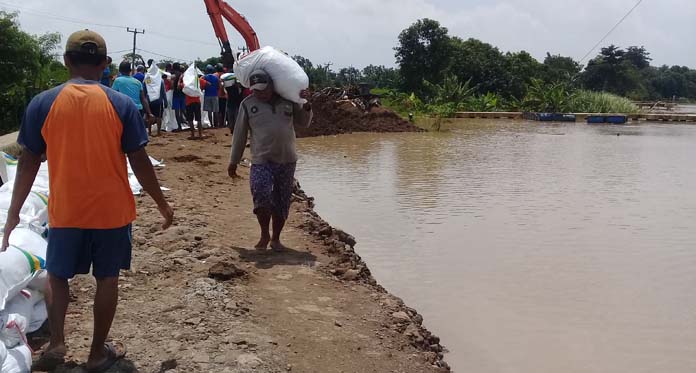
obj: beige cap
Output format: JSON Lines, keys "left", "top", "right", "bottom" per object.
{"left": 65, "top": 29, "right": 107, "bottom": 56}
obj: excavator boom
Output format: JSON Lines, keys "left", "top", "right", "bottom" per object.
{"left": 204, "top": 0, "right": 260, "bottom": 67}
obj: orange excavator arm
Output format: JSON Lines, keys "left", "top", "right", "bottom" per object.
{"left": 204, "top": 0, "right": 260, "bottom": 67}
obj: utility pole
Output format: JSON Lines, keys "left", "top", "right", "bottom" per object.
{"left": 126, "top": 28, "right": 145, "bottom": 68}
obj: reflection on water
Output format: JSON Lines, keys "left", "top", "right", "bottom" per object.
{"left": 296, "top": 120, "right": 696, "bottom": 373}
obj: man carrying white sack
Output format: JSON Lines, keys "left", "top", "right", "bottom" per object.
{"left": 228, "top": 69, "right": 312, "bottom": 251}
{"left": 1, "top": 29, "right": 174, "bottom": 372}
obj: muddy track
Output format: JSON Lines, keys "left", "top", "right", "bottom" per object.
{"left": 42, "top": 128, "right": 449, "bottom": 373}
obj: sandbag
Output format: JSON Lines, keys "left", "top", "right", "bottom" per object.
{"left": 7, "top": 228, "right": 47, "bottom": 260}
{"left": 163, "top": 90, "right": 178, "bottom": 132}
{"left": 0, "top": 342, "right": 6, "bottom": 368}
{"left": 0, "top": 186, "right": 48, "bottom": 227}
{"left": 233, "top": 46, "right": 309, "bottom": 104}
{"left": 28, "top": 299, "right": 46, "bottom": 334}
{"left": 1, "top": 344, "right": 31, "bottom": 373}
{"left": 145, "top": 64, "right": 163, "bottom": 101}
{"left": 0, "top": 245, "right": 45, "bottom": 311}
{"left": 126, "top": 157, "right": 165, "bottom": 195}
{"left": 128, "top": 174, "right": 142, "bottom": 195}
{"left": 3, "top": 289, "right": 43, "bottom": 334}
{"left": 126, "top": 156, "right": 163, "bottom": 175}
{"left": 0, "top": 153, "right": 17, "bottom": 185}
{"left": 182, "top": 65, "right": 202, "bottom": 98}
{"left": 202, "top": 111, "right": 212, "bottom": 128}
{"left": 0, "top": 314, "right": 27, "bottom": 348}
{"left": 0, "top": 153, "right": 49, "bottom": 194}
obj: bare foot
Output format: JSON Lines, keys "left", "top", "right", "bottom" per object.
{"left": 270, "top": 240, "right": 289, "bottom": 251}
{"left": 255, "top": 235, "right": 270, "bottom": 250}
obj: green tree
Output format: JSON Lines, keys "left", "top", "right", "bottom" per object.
{"left": 542, "top": 53, "right": 582, "bottom": 83}
{"left": 624, "top": 46, "right": 651, "bottom": 70}
{"left": 504, "top": 51, "right": 543, "bottom": 98}
{"left": 581, "top": 45, "right": 643, "bottom": 97}
{"left": 196, "top": 56, "right": 223, "bottom": 70}
{"left": 362, "top": 65, "right": 401, "bottom": 89}
{"left": 0, "top": 12, "right": 69, "bottom": 134}
{"left": 0, "top": 11, "right": 42, "bottom": 134}
{"left": 292, "top": 55, "right": 336, "bottom": 89}
{"left": 446, "top": 38, "right": 510, "bottom": 96}
{"left": 122, "top": 52, "right": 145, "bottom": 67}
{"left": 422, "top": 75, "right": 475, "bottom": 105}
{"left": 394, "top": 18, "right": 453, "bottom": 94}
{"left": 35, "top": 32, "right": 68, "bottom": 88}
{"left": 335, "top": 66, "right": 362, "bottom": 86}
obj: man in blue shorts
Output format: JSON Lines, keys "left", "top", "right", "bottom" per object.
{"left": 2, "top": 29, "right": 174, "bottom": 372}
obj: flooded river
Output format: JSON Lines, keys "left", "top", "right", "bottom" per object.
{"left": 296, "top": 120, "right": 696, "bottom": 373}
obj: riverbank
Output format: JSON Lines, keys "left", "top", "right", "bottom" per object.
{"left": 44, "top": 129, "right": 449, "bottom": 373}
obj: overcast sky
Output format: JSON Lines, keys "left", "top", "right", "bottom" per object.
{"left": 2, "top": 0, "right": 695, "bottom": 69}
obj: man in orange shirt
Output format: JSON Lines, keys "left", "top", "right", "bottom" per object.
{"left": 1, "top": 30, "right": 174, "bottom": 372}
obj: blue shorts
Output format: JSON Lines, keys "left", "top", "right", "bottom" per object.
{"left": 172, "top": 96, "right": 186, "bottom": 110}
{"left": 46, "top": 224, "right": 132, "bottom": 279}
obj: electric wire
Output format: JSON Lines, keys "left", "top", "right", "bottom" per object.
{"left": 578, "top": 0, "right": 646, "bottom": 64}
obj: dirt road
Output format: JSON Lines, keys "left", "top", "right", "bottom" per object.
{"left": 52, "top": 128, "right": 449, "bottom": 373}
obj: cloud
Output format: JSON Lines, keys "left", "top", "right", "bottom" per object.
{"left": 3, "top": 0, "right": 695, "bottom": 68}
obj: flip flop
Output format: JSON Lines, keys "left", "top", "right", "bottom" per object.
{"left": 31, "top": 350, "right": 66, "bottom": 372}
{"left": 87, "top": 341, "right": 127, "bottom": 373}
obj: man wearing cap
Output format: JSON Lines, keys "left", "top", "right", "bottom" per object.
{"left": 228, "top": 69, "right": 312, "bottom": 251}
{"left": 2, "top": 29, "right": 174, "bottom": 372}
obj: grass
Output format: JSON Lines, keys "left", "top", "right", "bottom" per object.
{"left": 568, "top": 90, "right": 639, "bottom": 114}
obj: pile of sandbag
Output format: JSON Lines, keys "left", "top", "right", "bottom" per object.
{"left": 0, "top": 183, "right": 50, "bottom": 372}
{"left": 0, "top": 152, "right": 166, "bottom": 197}
{"left": 0, "top": 150, "right": 166, "bottom": 372}
{"left": 0, "top": 153, "right": 51, "bottom": 372}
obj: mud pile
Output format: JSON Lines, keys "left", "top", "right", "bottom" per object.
{"left": 295, "top": 94, "right": 424, "bottom": 138}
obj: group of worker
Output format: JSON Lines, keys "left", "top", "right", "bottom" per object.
{"left": 2, "top": 29, "right": 312, "bottom": 372}
{"left": 101, "top": 57, "right": 248, "bottom": 140}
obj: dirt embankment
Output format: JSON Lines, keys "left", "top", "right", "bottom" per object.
{"left": 295, "top": 95, "right": 424, "bottom": 138}
{"left": 48, "top": 129, "right": 449, "bottom": 373}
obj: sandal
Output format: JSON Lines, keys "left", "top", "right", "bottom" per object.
{"left": 32, "top": 350, "right": 66, "bottom": 372}
{"left": 87, "top": 341, "right": 127, "bottom": 373}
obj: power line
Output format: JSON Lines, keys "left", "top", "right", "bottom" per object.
{"left": 1, "top": 1, "right": 220, "bottom": 47}
{"left": 578, "top": 0, "right": 646, "bottom": 64}
{"left": 0, "top": 1, "right": 126, "bottom": 29}
{"left": 137, "top": 48, "right": 189, "bottom": 63}
{"left": 148, "top": 30, "right": 219, "bottom": 47}
{"left": 110, "top": 48, "right": 132, "bottom": 55}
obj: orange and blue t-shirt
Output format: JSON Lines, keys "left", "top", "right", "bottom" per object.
{"left": 18, "top": 79, "right": 148, "bottom": 229}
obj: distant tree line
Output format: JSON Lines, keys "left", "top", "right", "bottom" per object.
{"left": 294, "top": 18, "right": 695, "bottom": 106}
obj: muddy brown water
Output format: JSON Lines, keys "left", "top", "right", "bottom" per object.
{"left": 296, "top": 119, "right": 696, "bottom": 373}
